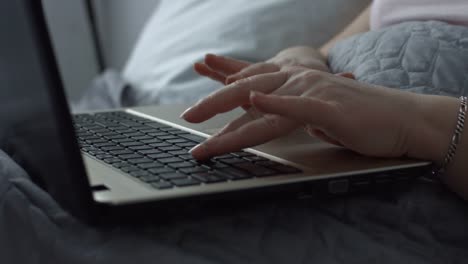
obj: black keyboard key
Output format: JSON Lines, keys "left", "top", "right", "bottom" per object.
{"left": 132, "top": 135, "right": 153, "bottom": 141}
{"left": 234, "top": 162, "right": 277, "bottom": 177}
{"left": 167, "top": 162, "right": 194, "bottom": 169}
{"left": 217, "top": 168, "right": 252, "bottom": 180}
{"left": 86, "top": 139, "right": 107, "bottom": 144}
{"left": 100, "top": 132, "right": 122, "bottom": 137}
{"left": 139, "top": 128, "right": 160, "bottom": 133}
{"left": 177, "top": 142, "right": 198, "bottom": 148}
{"left": 139, "top": 174, "right": 161, "bottom": 182}
{"left": 120, "top": 141, "right": 143, "bottom": 147}
{"left": 244, "top": 156, "right": 269, "bottom": 162}
{"left": 129, "top": 170, "right": 150, "bottom": 178}
{"left": 171, "top": 177, "right": 200, "bottom": 187}
{"left": 107, "top": 125, "right": 127, "bottom": 131}
{"left": 158, "top": 135, "right": 178, "bottom": 140}
{"left": 167, "top": 139, "right": 188, "bottom": 144}
{"left": 118, "top": 154, "right": 144, "bottom": 160}
{"left": 112, "top": 138, "right": 134, "bottom": 143}
{"left": 145, "top": 122, "right": 169, "bottom": 129}
{"left": 272, "top": 165, "right": 302, "bottom": 174}
{"left": 137, "top": 149, "right": 162, "bottom": 155}
{"left": 138, "top": 162, "right": 164, "bottom": 169}
{"left": 219, "top": 157, "right": 246, "bottom": 164}
{"left": 119, "top": 120, "right": 141, "bottom": 127}
{"left": 96, "top": 121, "right": 121, "bottom": 128}
{"left": 112, "top": 162, "right": 130, "bottom": 169}
{"left": 115, "top": 129, "right": 134, "bottom": 134}
{"left": 120, "top": 166, "right": 140, "bottom": 173}
{"left": 159, "top": 157, "right": 183, "bottom": 164}
{"left": 232, "top": 151, "right": 256, "bottom": 157}
{"left": 214, "top": 154, "right": 236, "bottom": 159}
{"left": 150, "top": 142, "right": 172, "bottom": 148}
{"left": 148, "top": 167, "right": 174, "bottom": 175}
{"left": 77, "top": 132, "right": 94, "bottom": 138}
{"left": 255, "top": 160, "right": 282, "bottom": 167}
{"left": 178, "top": 154, "right": 197, "bottom": 161}
{"left": 168, "top": 150, "right": 188, "bottom": 156}
{"left": 101, "top": 146, "right": 125, "bottom": 152}
{"left": 81, "top": 147, "right": 95, "bottom": 152}
{"left": 127, "top": 132, "right": 145, "bottom": 137}
{"left": 103, "top": 158, "right": 123, "bottom": 164}
{"left": 147, "top": 132, "right": 168, "bottom": 137}
{"left": 96, "top": 154, "right": 114, "bottom": 160}
{"left": 151, "top": 181, "right": 173, "bottom": 190}
{"left": 179, "top": 134, "right": 206, "bottom": 143}
{"left": 94, "top": 142, "right": 115, "bottom": 148}
{"left": 159, "top": 146, "right": 182, "bottom": 152}
{"left": 192, "top": 172, "right": 226, "bottom": 183}
{"left": 159, "top": 172, "right": 187, "bottom": 180}
{"left": 140, "top": 138, "right": 163, "bottom": 144}
{"left": 127, "top": 158, "right": 153, "bottom": 164}
{"left": 89, "top": 150, "right": 106, "bottom": 156}
{"left": 169, "top": 130, "right": 191, "bottom": 135}
{"left": 128, "top": 145, "right": 153, "bottom": 151}
{"left": 160, "top": 127, "right": 179, "bottom": 132}
{"left": 147, "top": 153, "right": 173, "bottom": 159}
{"left": 105, "top": 135, "right": 127, "bottom": 140}
{"left": 109, "top": 149, "right": 133, "bottom": 155}
{"left": 179, "top": 166, "right": 210, "bottom": 174}
{"left": 210, "top": 162, "right": 229, "bottom": 169}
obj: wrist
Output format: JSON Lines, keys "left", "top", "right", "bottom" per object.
{"left": 270, "top": 46, "right": 329, "bottom": 72}
{"left": 407, "top": 94, "right": 461, "bottom": 164}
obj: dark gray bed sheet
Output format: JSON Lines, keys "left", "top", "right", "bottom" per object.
{"left": 3, "top": 21, "right": 468, "bottom": 263}
{"left": 1, "top": 149, "right": 468, "bottom": 264}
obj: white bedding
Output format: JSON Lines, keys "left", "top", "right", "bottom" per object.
{"left": 122, "top": 0, "right": 370, "bottom": 105}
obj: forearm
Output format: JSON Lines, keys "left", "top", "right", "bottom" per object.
{"left": 270, "top": 4, "right": 371, "bottom": 69}
{"left": 410, "top": 94, "right": 468, "bottom": 200}
{"left": 320, "top": 4, "right": 371, "bottom": 56}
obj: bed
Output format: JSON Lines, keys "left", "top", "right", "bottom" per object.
{"left": 2, "top": 1, "right": 468, "bottom": 263}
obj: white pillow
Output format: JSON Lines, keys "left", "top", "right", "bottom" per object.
{"left": 123, "top": 0, "right": 370, "bottom": 105}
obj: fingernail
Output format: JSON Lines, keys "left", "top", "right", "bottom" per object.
{"left": 180, "top": 107, "right": 193, "bottom": 119}
{"left": 225, "top": 76, "right": 235, "bottom": 85}
{"left": 250, "top": 91, "right": 265, "bottom": 100}
{"left": 206, "top": 53, "right": 216, "bottom": 59}
{"left": 249, "top": 91, "right": 257, "bottom": 99}
{"left": 189, "top": 144, "right": 205, "bottom": 159}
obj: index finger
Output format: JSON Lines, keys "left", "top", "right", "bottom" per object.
{"left": 204, "top": 54, "right": 250, "bottom": 75}
{"left": 189, "top": 114, "right": 298, "bottom": 160}
{"left": 181, "top": 71, "right": 287, "bottom": 123}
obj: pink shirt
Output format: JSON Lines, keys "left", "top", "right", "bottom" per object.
{"left": 371, "top": 0, "right": 468, "bottom": 30}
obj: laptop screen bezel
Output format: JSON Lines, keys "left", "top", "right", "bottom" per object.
{"left": 0, "top": 0, "right": 96, "bottom": 222}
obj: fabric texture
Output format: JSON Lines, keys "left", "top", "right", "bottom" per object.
{"left": 3, "top": 18, "right": 468, "bottom": 264}
{"left": 72, "top": 69, "right": 136, "bottom": 112}
{"left": 1, "top": 148, "right": 468, "bottom": 264}
{"left": 122, "top": 0, "right": 370, "bottom": 105}
{"left": 330, "top": 21, "right": 468, "bottom": 97}
{"left": 371, "top": 0, "right": 468, "bottom": 30}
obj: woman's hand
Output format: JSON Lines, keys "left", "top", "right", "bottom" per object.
{"left": 182, "top": 66, "right": 456, "bottom": 163}
{"left": 194, "top": 47, "right": 329, "bottom": 85}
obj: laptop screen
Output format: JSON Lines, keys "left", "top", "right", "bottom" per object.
{"left": 0, "top": 0, "right": 94, "bottom": 221}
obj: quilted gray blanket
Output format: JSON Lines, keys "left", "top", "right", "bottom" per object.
{"left": 2, "top": 21, "right": 468, "bottom": 264}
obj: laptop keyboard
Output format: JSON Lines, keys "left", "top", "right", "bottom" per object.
{"left": 73, "top": 111, "right": 302, "bottom": 190}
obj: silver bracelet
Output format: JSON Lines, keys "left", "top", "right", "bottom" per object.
{"left": 432, "top": 96, "right": 467, "bottom": 177}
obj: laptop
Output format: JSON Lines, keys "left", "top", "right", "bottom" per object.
{"left": 0, "top": 0, "right": 430, "bottom": 223}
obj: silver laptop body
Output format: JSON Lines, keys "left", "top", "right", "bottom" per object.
{"left": 0, "top": 0, "right": 430, "bottom": 223}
